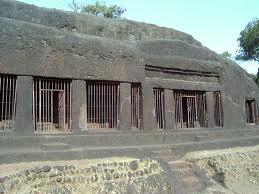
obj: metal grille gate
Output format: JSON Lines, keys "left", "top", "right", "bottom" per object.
{"left": 153, "top": 88, "right": 165, "bottom": 129}
{"left": 0, "top": 75, "right": 17, "bottom": 131}
{"left": 174, "top": 91, "right": 207, "bottom": 128}
{"left": 245, "top": 99, "right": 256, "bottom": 123}
{"left": 33, "top": 78, "right": 72, "bottom": 132}
{"left": 86, "top": 82, "right": 120, "bottom": 130}
{"left": 214, "top": 92, "right": 223, "bottom": 127}
{"left": 131, "top": 84, "right": 140, "bottom": 128}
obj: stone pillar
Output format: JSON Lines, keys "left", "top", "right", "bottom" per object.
{"left": 15, "top": 76, "right": 33, "bottom": 135}
{"left": 164, "top": 89, "right": 175, "bottom": 129}
{"left": 143, "top": 84, "right": 156, "bottom": 130}
{"left": 206, "top": 92, "right": 215, "bottom": 128}
{"left": 119, "top": 83, "right": 131, "bottom": 131}
{"left": 72, "top": 80, "right": 87, "bottom": 132}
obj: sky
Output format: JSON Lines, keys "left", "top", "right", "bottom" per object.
{"left": 18, "top": 0, "right": 259, "bottom": 74}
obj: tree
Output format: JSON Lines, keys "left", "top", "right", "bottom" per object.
{"left": 221, "top": 51, "right": 232, "bottom": 58}
{"left": 68, "top": 0, "right": 82, "bottom": 13}
{"left": 236, "top": 18, "right": 259, "bottom": 62}
{"left": 81, "top": 1, "right": 126, "bottom": 19}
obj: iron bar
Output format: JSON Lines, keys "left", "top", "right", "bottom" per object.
{"left": 0, "top": 75, "right": 17, "bottom": 131}
{"left": 174, "top": 90, "right": 207, "bottom": 129}
{"left": 86, "top": 82, "right": 120, "bottom": 130}
{"left": 33, "top": 78, "right": 71, "bottom": 132}
{"left": 153, "top": 88, "right": 164, "bottom": 129}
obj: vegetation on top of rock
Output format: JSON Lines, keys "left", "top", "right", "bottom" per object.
{"left": 221, "top": 51, "right": 232, "bottom": 58}
{"left": 68, "top": 0, "right": 127, "bottom": 19}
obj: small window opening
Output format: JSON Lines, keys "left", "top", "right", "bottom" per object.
{"left": 153, "top": 88, "right": 165, "bottom": 129}
{"left": 214, "top": 92, "right": 223, "bottom": 127}
{"left": 245, "top": 99, "right": 256, "bottom": 124}
{"left": 131, "top": 83, "right": 140, "bottom": 129}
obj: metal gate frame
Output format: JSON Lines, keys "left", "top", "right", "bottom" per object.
{"left": 33, "top": 78, "right": 72, "bottom": 132}
{"left": 174, "top": 91, "right": 207, "bottom": 129}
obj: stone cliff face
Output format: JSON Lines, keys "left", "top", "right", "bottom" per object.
{"left": 0, "top": 0, "right": 258, "bottom": 129}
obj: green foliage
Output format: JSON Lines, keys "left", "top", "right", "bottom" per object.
{"left": 221, "top": 51, "right": 232, "bottom": 58}
{"left": 81, "top": 1, "right": 126, "bottom": 19}
{"left": 236, "top": 18, "right": 259, "bottom": 62}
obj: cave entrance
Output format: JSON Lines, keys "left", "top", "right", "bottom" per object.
{"left": 174, "top": 91, "right": 207, "bottom": 128}
{"left": 33, "top": 78, "right": 72, "bottom": 132}
{"left": 245, "top": 99, "right": 256, "bottom": 124}
{"left": 181, "top": 96, "right": 196, "bottom": 128}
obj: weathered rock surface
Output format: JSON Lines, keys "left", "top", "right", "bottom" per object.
{"left": 185, "top": 145, "right": 259, "bottom": 194}
{"left": 0, "top": 0, "right": 258, "bottom": 130}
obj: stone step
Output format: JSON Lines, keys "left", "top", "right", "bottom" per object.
{"left": 170, "top": 168, "right": 194, "bottom": 177}
{"left": 1, "top": 135, "right": 259, "bottom": 164}
{"left": 1, "top": 128, "right": 259, "bottom": 150}
{"left": 168, "top": 160, "right": 190, "bottom": 168}
{"left": 40, "top": 143, "right": 71, "bottom": 151}
{"left": 168, "top": 160, "right": 205, "bottom": 193}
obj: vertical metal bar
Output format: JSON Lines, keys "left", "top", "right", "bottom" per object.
{"left": 154, "top": 89, "right": 156, "bottom": 128}
{"left": 101, "top": 83, "right": 103, "bottom": 128}
{"left": 32, "top": 79, "right": 35, "bottom": 131}
{"left": 158, "top": 90, "right": 160, "bottom": 128}
{"left": 87, "top": 83, "right": 90, "bottom": 130}
{"left": 50, "top": 81, "right": 53, "bottom": 131}
{"left": 117, "top": 83, "right": 119, "bottom": 129}
{"left": 110, "top": 84, "right": 113, "bottom": 128}
{"left": 102, "top": 83, "right": 105, "bottom": 128}
{"left": 6, "top": 77, "right": 9, "bottom": 129}
{"left": 44, "top": 81, "right": 46, "bottom": 131}
{"left": 131, "top": 85, "right": 132, "bottom": 127}
{"left": 108, "top": 83, "right": 110, "bottom": 128}
{"left": 99, "top": 83, "right": 101, "bottom": 128}
{"left": 104, "top": 83, "right": 106, "bottom": 128}
{"left": 39, "top": 80, "right": 42, "bottom": 131}
{"left": 35, "top": 79, "right": 37, "bottom": 131}
{"left": 63, "top": 81, "right": 66, "bottom": 131}
{"left": 1, "top": 76, "right": 5, "bottom": 130}
{"left": 3, "top": 76, "right": 6, "bottom": 130}
{"left": 96, "top": 83, "right": 98, "bottom": 128}
{"left": 12, "top": 77, "right": 16, "bottom": 129}
{"left": 8, "top": 77, "right": 11, "bottom": 129}
{"left": 135, "top": 85, "right": 137, "bottom": 127}
{"left": 90, "top": 83, "right": 92, "bottom": 130}
{"left": 0, "top": 76, "right": 2, "bottom": 130}
{"left": 155, "top": 89, "right": 157, "bottom": 128}
{"left": 9, "top": 77, "right": 12, "bottom": 129}
{"left": 162, "top": 90, "right": 165, "bottom": 128}
{"left": 97, "top": 82, "right": 99, "bottom": 129}
{"left": 69, "top": 81, "right": 72, "bottom": 130}
{"left": 158, "top": 89, "right": 160, "bottom": 128}
{"left": 47, "top": 81, "right": 49, "bottom": 132}
{"left": 91, "top": 83, "right": 93, "bottom": 130}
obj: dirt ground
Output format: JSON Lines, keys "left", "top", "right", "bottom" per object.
{"left": 184, "top": 145, "right": 259, "bottom": 194}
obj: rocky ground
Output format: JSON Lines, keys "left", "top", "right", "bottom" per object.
{"left": 1, "top": 145, "right": 259, "bottom": 194}
{"left": 184, "top": 145, "right": 259, "bottom": 194}
{"left": 0, "top": 157, "right": 173, "bottom": 194}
